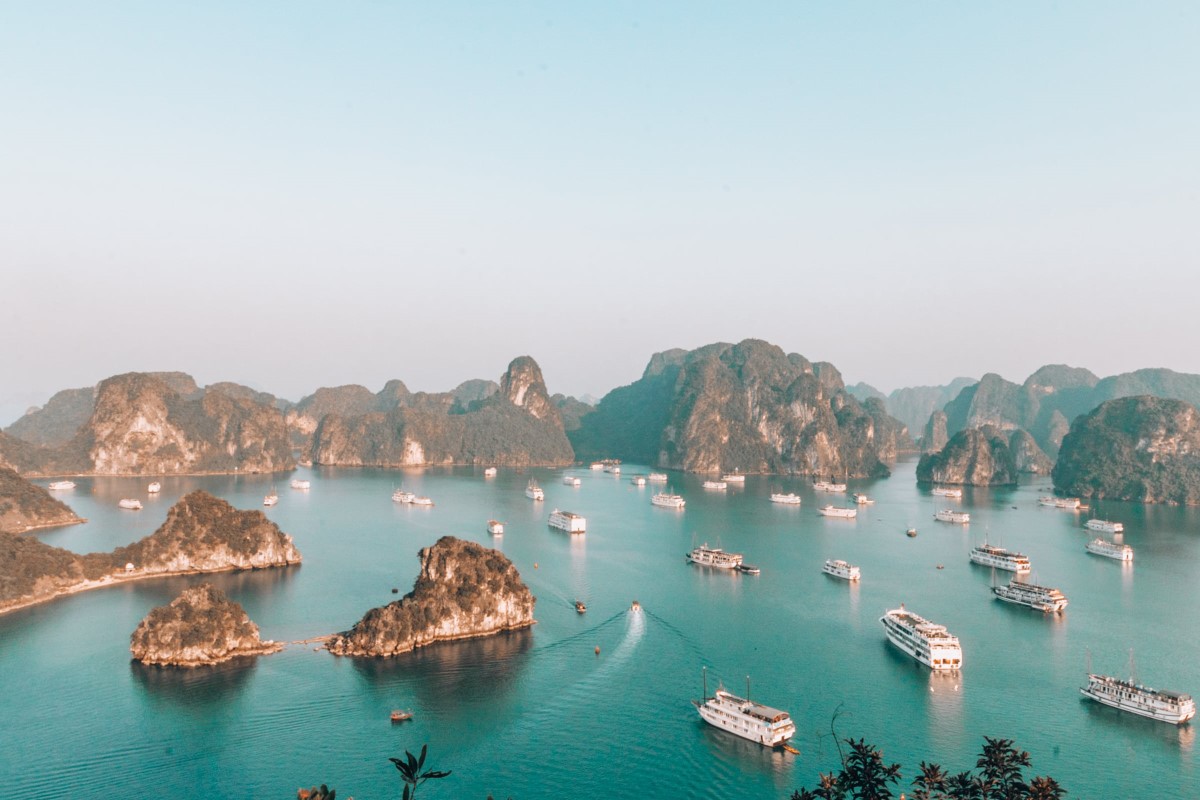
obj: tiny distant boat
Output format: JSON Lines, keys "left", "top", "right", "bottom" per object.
{"left": 409, "top": 496, "right": 434, "bottom": 507}
{"left": 604, "top": 464, "right": 621, "bottom": 475}
{"left": 487, "top": 520, "right": 504, "bottom": 536}
{"left": 630, "top": 600, "right": 641, "bottom": 612}
{"left": 525, "top": 479, "right": 545, "bottom": 501}
{"left": 48, "top": 480, "right": 76, "bottom": 491}
{"left": 648, "top": 472, "right": 669, "bottom": 483}
{"left": 1086, "top": 519, "right": 1124, "bottom": 534}
{"left": 574, "top": 600, "right": 586, "bottom": 613}
{"left": 1081, "top": 655, "right": 1195, "bottom": 724}
{"left": 738, "top": 563, "right": 761, "bottom": 576}
{"left": 263, "top": 491, "right": 278, "bottom": 507}
{"left": 813, "top": 480, "right": 847, "bottom": 493}
{"left": 147, "top": 482, "right": 161, "bottom": 494}
{"left": 631, "top": 476, "right": 647, "bottom": 486}
{"left": 548, "top": 509, "right": 586, "bottom": 533}
{"left": 721, "top": 470, "right": 746, "bottom": 483}
{"left": 934, "top": 509, "right": 970, "bottom": 524}
{"left": 932, "top": 486, "right": 962, "bottom": 498}
{"left": 770, "top": 492, "right": 802, "bottom": 505}
{"left": 818, "top": 505, "right": 857, "bottom": 518}
{"left": 118, "top": 498, "right": 142, "bottom": 510}
{"left": 702, "top": 480, "right": 728, "bottom": 490}
{"left": 390, "top": 710, "right": 413, "bottom": 723}
{"left": 992, "top": 578, "right": 1068, "bottom": 613}
{"left": 687, "top": 544, "right": 743, "bottom": 569}
{"left": 563, "top": 476, "right": 581, "bottom": 487}
{"left": 484, "top": 467, "right": 497, "bottom": 478}
{"left": 693, "top": 671, "right": 796, "bottom": 747}
{"left": 589, "top": 462, "right": 605, "bottom": 471}
{"left": 969, "top": 543, "right": 1031, "bottom": 573}
{"left": 822, "top": 559, "right": 861, "bottom": 581}
{"left": 1039, "top": 495, "right": 1081, "bottom": 510}
{"left": 1087, "top": 538, "right": 1133, "bottom": 562}
{"left": 651, "top": 492, "right": 686, "bottom": 509}
{"left": 290, "top": 479, "right": 311, "bottom": 490}
{"left": 852, "top": 493, "right": 874, "bottom": 505}
{"left": 906, "top": 528, "right": 918, "bottom": 537}
{"left": 392, "top": 489, "right": 415, "bottom": 504}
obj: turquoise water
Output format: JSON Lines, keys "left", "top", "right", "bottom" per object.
{"left": 3, "top": 460, "right": 1198, "bottom": 798}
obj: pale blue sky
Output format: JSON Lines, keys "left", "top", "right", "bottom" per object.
{"left": 3, "top": 2, "right": 1198, "bottom": 423}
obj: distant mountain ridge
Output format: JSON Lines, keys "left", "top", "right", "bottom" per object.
{"left": 847, "top": 377, "right": 976, "bottom": 441}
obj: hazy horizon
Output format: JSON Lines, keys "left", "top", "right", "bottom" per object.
{"left": 5, "top": 3, "right": 1197, "bottom": 424}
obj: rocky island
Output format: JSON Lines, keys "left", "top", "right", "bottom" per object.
{"left": 327, "top": 536, "right": 535, "bottom": 657}
{"left": 1052, "top": 396, "right": 1200, "bottom": 505}
{"left": 0, "top": 490, "right": 301, "bottom": 615}
{"left": 0, "top": 467, "right": 84, "bottom": 533}
{"left": 916, "top": 426, "right": 1052, "bottom": 486}
{"left": 130, "top": 583, "right": 282, "bottom": 666}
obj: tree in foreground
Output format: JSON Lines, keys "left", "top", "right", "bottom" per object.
{"left": 390, "top": 744, "right": 452, "bottom": 799}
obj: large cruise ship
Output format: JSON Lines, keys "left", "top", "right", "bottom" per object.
{"left": 1087, "top": 538, "right": 1133, "bottom": 561}
{"left": 932, "top": 486, "right": 963, "bottom": 498}
{"left": 992, "top": 579, "right": 1068, "bottom": 613}
{"left": 934, "top": 509, "right": 970, "bottom": 524}
{"left": 687, "top": 544, "right": 743, "bottom": 569}
{"left": 818, "top": 505, "right": 857, "bottom": 518}
{"left": 770, "top": 492, "right": 802, "bottom": 505}
{"left": 969, "top": 543, "right": 1032, "bottom": 573}
{"left": 880, "top": 606, "right": 963, "bottom": 671}
{"left": 693, "top": 685, "right": 796, "bottom": 747}
{"left": 1081, "top": 672, "right": 1196, "bottom": 725}
{"left": 1085, "top": 519, "right": 1124, "bottom": 534}
{"left": 1039, "top": 496, "right": 1081, "bottom": 509}
{"left": 548, "top": 509, "right": 586, "bottom": 533}
{"left": 525, "top": 480, "right": 544, "bottom": 501}
{"left": 822, "top": 559, "right": 861, "bottom": 581}
{"left": 651, "top": 492, "right": 686, "bottom": 509}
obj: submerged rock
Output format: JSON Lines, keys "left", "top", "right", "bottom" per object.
{"left": 130, "top": 583, "right": 281, "bottom": 666}
{"left": 327, "top": 536, "right": 535, "bottom": 657}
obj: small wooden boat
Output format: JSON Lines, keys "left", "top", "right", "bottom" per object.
{"left": 574, "top": 600, "right": 586, "bottom": 613}
{"left": 390, "top": 709, "right": 413, "bottom": 722}
{"left": 906, "top": 528, "right": 917, "bottom": 537}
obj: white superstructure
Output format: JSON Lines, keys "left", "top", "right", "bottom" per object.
{"left": 932, "top": 486, "right": 963, "bottom": 498}
{"left": 525, "top": 480, "right": 544, "bottom": 501}
{"left": 969, "top": 543, "right": 1032, "bottom": 573}
{"left": 687, "top": 544, "right": 743, "bottom": 569}
{"left": 563, "top": 476, "right": 581, "bottom": 486}
{"left": 770, "top": 492, "right": 802, "bottom": 505}
{"left": 409, "top": 496, "right": 434, "bottom": 507}
{"left": 652, "top": 492, "right": 686, "bottom": 509}
{"left": 721, "top": 470, "right": 746, "bottom": 483}
{"left": 392, "top": 489, "right": 415, "bottom": 504}
{"left": 263, "top": 491, "right": 278, "bottom": 507}
{"left": 693, "top": 687, "right": 796, "bottom": 747}
{"left": 48, "top": 481, "right": 76, "bottom": 491}
{"left": 1081, "top": 674, "right": 1195, "bottom": 725}
{"left": 604, "top": 464, "right": 621, "bottom": 475}
{"left": 992, "top": 579, "right": 1068, "bottom": 613}
{"left": 147, "top": 482, "right": 161, "bottom": 494}
{"left": 1086, "top": 519, "right": 1124, "bottom": 534}
{"left": 118, "top": 498, "right": 142, "bottom": 510}
{"left": 648, "top": 473, "right": 669, "bottom": 483}
{"left": 813, "top": 480, "right": 847, "bottom": 493}
{"left": 852, "top": 493, "right": 874, "bottom": 505}
{"left": 290, "top": 479, "right": 311, "bottom": 490}
{"left": 631, "top": 476, "right": 647, "bottom": 486}
{"left": 818, "top": 504, "right": 857, "bottom": 518}
{"left": 934, "top": 509, "right": 970, "bottom": 524}
{"left": 702, "top": 480, "right": 727, "bottom": 490}
{"left": 1087, "top": 538, "right": 1133, "bottom": 561}
{"left": 1039, "top": 496, "right": 1081, "bottom": 509}
{"left": 880, "top": 606, "right": 963, "bottom": 671}
{"left": 589, "top": 462, "right": 605, "bottom": 471}
{"left": 484, "top": 467, "right": 497, "bottom": 478}
{"left": 822, "top": 559, "right": 861, "bottom": 581}
{"left": 548, "top": 509, "right": 586, "bottom": 533}
{"left": 487, "top": 520, "right": 504, "bottom": 536}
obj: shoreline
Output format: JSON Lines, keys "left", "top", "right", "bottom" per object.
{"left": 6, "top": 516, "right": 88, "bottom": 535}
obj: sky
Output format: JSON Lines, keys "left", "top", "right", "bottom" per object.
{"left": 3, "top": 2, "right": 1198, "bottom": 424}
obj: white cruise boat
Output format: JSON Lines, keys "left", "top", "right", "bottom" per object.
{"left": 589, "top": 462, "right": 605, "bottom": 471}
{"left": 631, "top": 476, "right": 647, "bottom": 486}
{"left": 992, "top": 579, "right": 1068, "bottom": 613}
{"left": 770, "top": 492, "right": 802, "bottom": 505}
{"left": 484, "top": 467, "right": 497, "bottom": 478}
{"left": 932, "top": 486, "right": 963, "bottom": 498}
{"left": 604, "top": 464, "right": 621, "bottom": 475}
{"left": 822, "top": 559, "right": 861, "bottom": 581}
{"left": 880, "top": 606, "right": 963, "bottom": 671}
{"left": 852, "top": 493, "right": 874, "bottom": 505}
{"left": 562, "top": 476, "right": 581, "bottom": 487}
{"left": 721, "top": 470, "right": 746, "bottom": 483}
{"left": 548, "top": 509, "right": 586, "bottom": 533}
{"left": 1081, "top": 672, "right": 1196, "bottom": 725}
{"left": 409, "top": 496, "right": 434, "bottom": 507}
{"left": 290, "top": 479, "right": 311, "bottom": 490}
{"left": 818, "top": 504, "right": 857, "bottom": 518}
{"left": 47, "top": 480, "right": 76, "bottom": 491}
{"left": 147, "top": 482, "right": 161, "bottom": 494}
{"left": 693, "top": 684, "right": 796, "bottom": 747}
{"left": 525, "top": 480, "right": 544, "bottom": 501}
{"left": 1039, "top": 496, "right": 1081, "bottom": 509}
{"left": 392, "top": 489, "right": 415, "bottom": 504}
{"left": 263, "top": 491, "right": 278, "bottom": 507}
{"left": 118, "top": 498, "right": 143, "bottom": 511}
{"left": 687, "top": 544, "right": 743, "bottom": 569}
{"left": 1086, "top": 519, "right": 1124, "bottom": 534}
{"left": 648, "top": 472, "right": 669, "bottom": 483}
{"left": 1087, "top": 538, "right": 1133, "bottom": 561}
{"left": 487, "top": 520, "right": 504, "bottom": 536}
{"left": 652, "top": 492, "right": 686, "bottom": 509}
{"left": 934, "top": 509, "right": 970, "bottom": 524}
{"left": 702, "top": 480, "right": 727, "bottom": 490}
{"left": 813, "top": 480, "right": 847, "bottom": 493}
{"left": 969, "top": 543, "right": 1032, "bottom": 573}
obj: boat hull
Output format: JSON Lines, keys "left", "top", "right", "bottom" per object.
{"left": 1081, "top": 687, "right": 1196, "bottom": 725}
{"left": 694, "top": 702, "right": 794, "bottom": 746}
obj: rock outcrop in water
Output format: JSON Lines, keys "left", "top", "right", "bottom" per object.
{"left": 917, "top": 427, "right": 1019, "bottom": 486}
{"left": 326, "top": 536, "right": 535, "bottom": 657}
{"left": 309, "top": 357, "right": 573, "bottom": 468}
{"left": 130, "top": 583, "right": 281, "bottom": 666}
{"left": 1052, "top": 396, "right": 1200, "bottom": 505}
{"left": 0, "top": 491, "right": 301, "bottom": 614}
{"left": 0, "top": 467, "right": 84, "bottom": 533}
{"left": 570, "top": 339, "right": 909, "bottom": 477}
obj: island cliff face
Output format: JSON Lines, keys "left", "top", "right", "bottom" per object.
{"left": 130, "top": 583, "right": 281, "bottom": 666}
{"left": 327, "top": 536, "right": 534, "bottom": 657}
{"left": 0, "top": 490, "right": 301, "bottom": 614}
{"left": 1052, "top": 396, "right": 1200, "bottom": 505}
{"left": 310, "top": 357, "right": 573, "bottom": 467}
{"left": 0, "top": 467, "right": 83, "bottom": 533}
{"left": 916, "top": 427, "right": 1022, "bottom": 486}
{"left": 571, "top": 340, "right": 908, "bottom": 477}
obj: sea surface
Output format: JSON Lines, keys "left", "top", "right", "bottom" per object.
{"left": 3, "top": 460, "right": 1198, "bottom": 798}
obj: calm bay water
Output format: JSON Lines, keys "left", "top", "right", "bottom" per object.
{"left": 2, "top": 459, "right": 1198, "bottom": 798}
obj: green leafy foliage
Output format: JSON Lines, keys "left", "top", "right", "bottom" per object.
{"left": 390, "top": 744, "right": 451, "bottom": 799}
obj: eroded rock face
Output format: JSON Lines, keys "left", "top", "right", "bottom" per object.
{"left": 499, "top": 357, "right": 560, "bottom": 424}
{"left": 1052, "top": 396, "right": 1200, "bottom": 504}
{"left": 327, "top": 536, "right": 535, "bottom": 657}
{"left": 916, "top": 427, "right": 1019, "bottom": 486}
{"left": 130, "top": 583, "right": 281, "bottom": 666}
{"left": 0, "top": 467, "right": 83, "bottom": 533}
{"left": 923, "top": 410, "right": 950, "bottom": 454}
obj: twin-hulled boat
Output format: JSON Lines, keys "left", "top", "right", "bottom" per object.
{"left": 818, "top": 505, "right": 857, "bottom": 518}
{"left": 992, "top": 579, "right": 1068, "bottom": 613}
{"left": 880, "top": 605, "right": 963, "bottom": 671}
{"left": 1087, "top": 538, "right": 1133, "bottom": 561}
{"left": 822, "top": 559, "right": 861, "bottom": 581}
{"left": 934, "top": 509, "right": 970, "bottom": 524}
{"left": 548, "top": 509, "right": 586, "bottom": 533}
{"left": 969, "top": 543, "right": 1031, "bottom": 573}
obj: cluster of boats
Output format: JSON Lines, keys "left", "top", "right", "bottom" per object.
{"left": 392, "top": 489, "right": 433, "bottom": 506}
